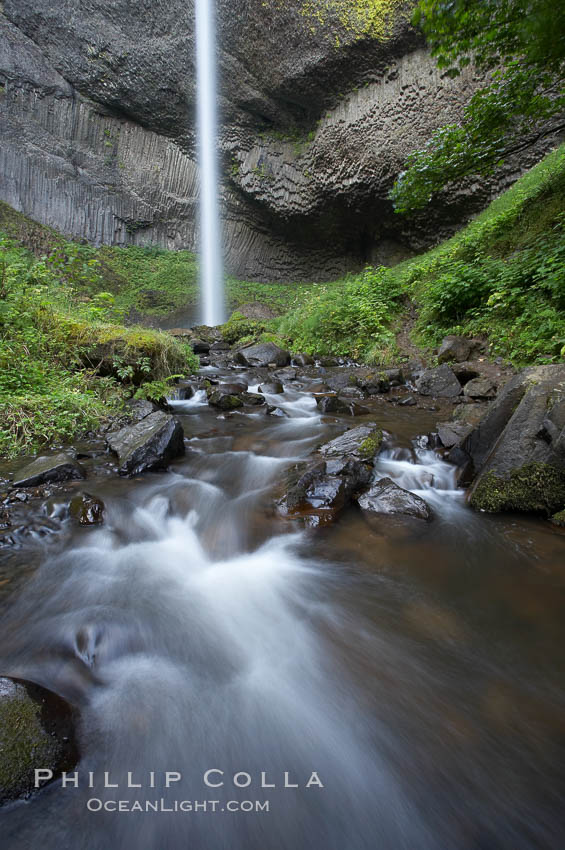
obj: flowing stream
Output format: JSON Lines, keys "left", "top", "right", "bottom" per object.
{"left": 1, "top": 367, "right": 565, "bottom": 849}
{"left": 195, "top": 0, "right": 224, "bottom": 325}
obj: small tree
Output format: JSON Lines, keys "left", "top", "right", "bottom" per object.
{"left": 390, "top": 0, "right": 565, "bottom": 213}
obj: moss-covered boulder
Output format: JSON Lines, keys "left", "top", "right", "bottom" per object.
{"left": 319, "top": 423, "right": 383, "bottom": 462}
{"left": 0, "top": 677, "right": 77, "bottom": 806}
{"left": 550, "top": 509, "right": 565, "bottom": 527}
{"left": 465, "top": 365, "right": 565, "bottom": 513}
{"left": 207, "top": 390, "right": 244, "bottom": 410}
{"left": 470, "top": 463, "right": 565, "bottom": 514}
{"left": 53, "top": 317, "right": 199, "bottom": 383}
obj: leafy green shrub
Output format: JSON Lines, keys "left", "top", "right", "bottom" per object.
{"left": 419, "top": 258, "right": 500, "bottom": 323}
{"left": 277, "top": 266, "right": 403, "bottom": 359}
{"left": 0, "top": 237, "right": 198, "bottom": 455}
{"left": 133, "top": 375, "right": 185, "bottom": 404}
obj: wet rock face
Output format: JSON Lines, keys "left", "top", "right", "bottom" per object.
{"left": 357, "top": 477, "right": 432, "bottom": 520}
{"left": 0, "top": 677, "right": 77, "bottom": 806}
{"left": 106, "top": 411, "right": 184, "bottom": 476}
{"left": 464, "top": 365, "right": 565, "bottom": 513}
{"left": 2, "top": 2, "right": 557, "bottom": 281}
{"left": 69, "top": 493, "right": 105, "bottom": 525}
{"left": 12, "top": 454, "right": 85, "bottom": 488}
{"left": 282, "top": 458, "right": 372, "bottom": 525}
{"left": 436, "top": 422, "right": 473, "bottom": 449}
{"left": 463, "top": 377, "right": 497, "bottom": 399}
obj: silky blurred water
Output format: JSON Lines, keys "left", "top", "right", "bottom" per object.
{"left": 1, "top": 372, "right": 564, "bottom": 849}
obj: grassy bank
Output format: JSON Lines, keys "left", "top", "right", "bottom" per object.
{"left": 0, "top": 236, "right": 198, "bottom": 457}
{"left": 275, "top": 145, "right": 565, "bottom": 365}
{"left": 0, "top": 203, "right": 313, "bottom": 321}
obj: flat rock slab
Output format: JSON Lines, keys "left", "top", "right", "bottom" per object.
{"left": 464, "top": 377, "right": 497, "bottom": 399}
{"left": 318, "top": 423, "right": 383, "bottom": 462}
{"left": 12, "top": 453, "right": 85, "bottom": 488}
{"left": 416, "top": 364, "right": 462, "bottom": 398}
{"left": 436, "top": 422, "right": 473, "bottom": 449}
{"left": 357, "top": 477, "right": 433, "bottom": 520}
{"left": 0, "top": 677, "right": 77, "bottom": 806}
{"left": 107, "top": 411, "right": 184, "bottom": 476}
{"left": 234, "top": 342, "right": 290, "bottom": 367}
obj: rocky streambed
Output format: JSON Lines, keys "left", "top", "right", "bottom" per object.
{"left": 0, "top": 334, "right": 565, "bottom": 849}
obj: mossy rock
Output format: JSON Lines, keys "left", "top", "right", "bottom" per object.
{"left": 550, "top": 509, "right": 565, "bottom": 527}
{"left": 54, "top": 318, "right": 198, "bottom": 382}
{"left": 207, "top": 390, "right": 243, "bottom": 410}
{"left": 470, "top": 463, "right": 565, "bottom": 514}
{"left": 0, "top": 677, "right": 77, "bottom": 805}
{"left": 358, "top": 429, "right": 384, "bottom": 460}
{"left": 220, "top": 312, "right": 266, "bottom": 345}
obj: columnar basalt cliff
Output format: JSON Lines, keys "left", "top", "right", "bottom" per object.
{"left": 0, "top": 1, "right": 557, "bottom": 280}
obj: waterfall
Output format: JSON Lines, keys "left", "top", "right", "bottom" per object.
{"left": 195, "top": 0, "right": 225, "bottom": 326}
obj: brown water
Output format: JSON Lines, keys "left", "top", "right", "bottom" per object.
{"left": 1, "top": 367, "right": 564, "bottom": 850}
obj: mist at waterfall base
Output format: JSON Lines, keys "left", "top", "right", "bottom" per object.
{"left": 1, "top": 367, "right": 565, "bottom": 850}
{"left": 195, "top": 0, "right": 224, "bottom": 326}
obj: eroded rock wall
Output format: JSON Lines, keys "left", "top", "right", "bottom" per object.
{"left": 0, "top": 1, "right": 558, "bottom": 281}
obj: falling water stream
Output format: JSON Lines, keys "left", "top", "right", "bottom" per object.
{"left": 1, "top": 366, "right": 565, "bottom": 849}
{"left": 195, "top": 0, "right": 224, "bottom": 325}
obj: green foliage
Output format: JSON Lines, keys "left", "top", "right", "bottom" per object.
{"left": 133, "top": 375, "right": 184, "bottom": 404}
{"left": 410, "top": 147, "right": 565, "bottom": 362}
{"left": 277, "top": 266, "right": 403, "bottom": 360}
{"left": 96, "top": 244, "right": 199, "bottom": 316}
{"left": 279, "top": 146, "right": 565, "bottom": 365}
{"left": 220, "top": 312, "right": 267, "bottom": 344}
{"left": 225, "top": 277, "right": 316, "bottom": 314}
{"left": 0, "top": 236, "right": 197, "bottom": 456}
{"left": 391, "top": 0, "right": 565, "bottom": 212}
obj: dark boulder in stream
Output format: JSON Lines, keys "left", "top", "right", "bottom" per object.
{"left": 207, "top": 390, "right": 244, "bottom": 410}
{"left": 0, "top": 677, "right": 77, "bottom": 806}
{"left": 416, "top": 364, "right": 462, "bottom": 398}
{"left": 282, "top": 457, "right": 372, "bottom": 525}
{"left": 319, "top": 423, "right": 383, "bottom": 462}
{"left": 357, "top": 477, "right": 433, "bottom": 521}
{"left": 69, "top": 493, "right": 105, "bottom": 526}
{"left": 317, "top": 396, "right": 368, "bottom": 416}
{"left": 12, "top": 453, "right": 85, "bottom": 488}
{"left": 190, "top": 338, "right": 210, "bottom": 354}
{"left": 258, "top": 381, "right": 284, "bottom": 394}
{"left": 106, "top": 411, "right": 184, "bottom": 476}
{"left": 234, "top": 342, "right": 291, "bottom": 368}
